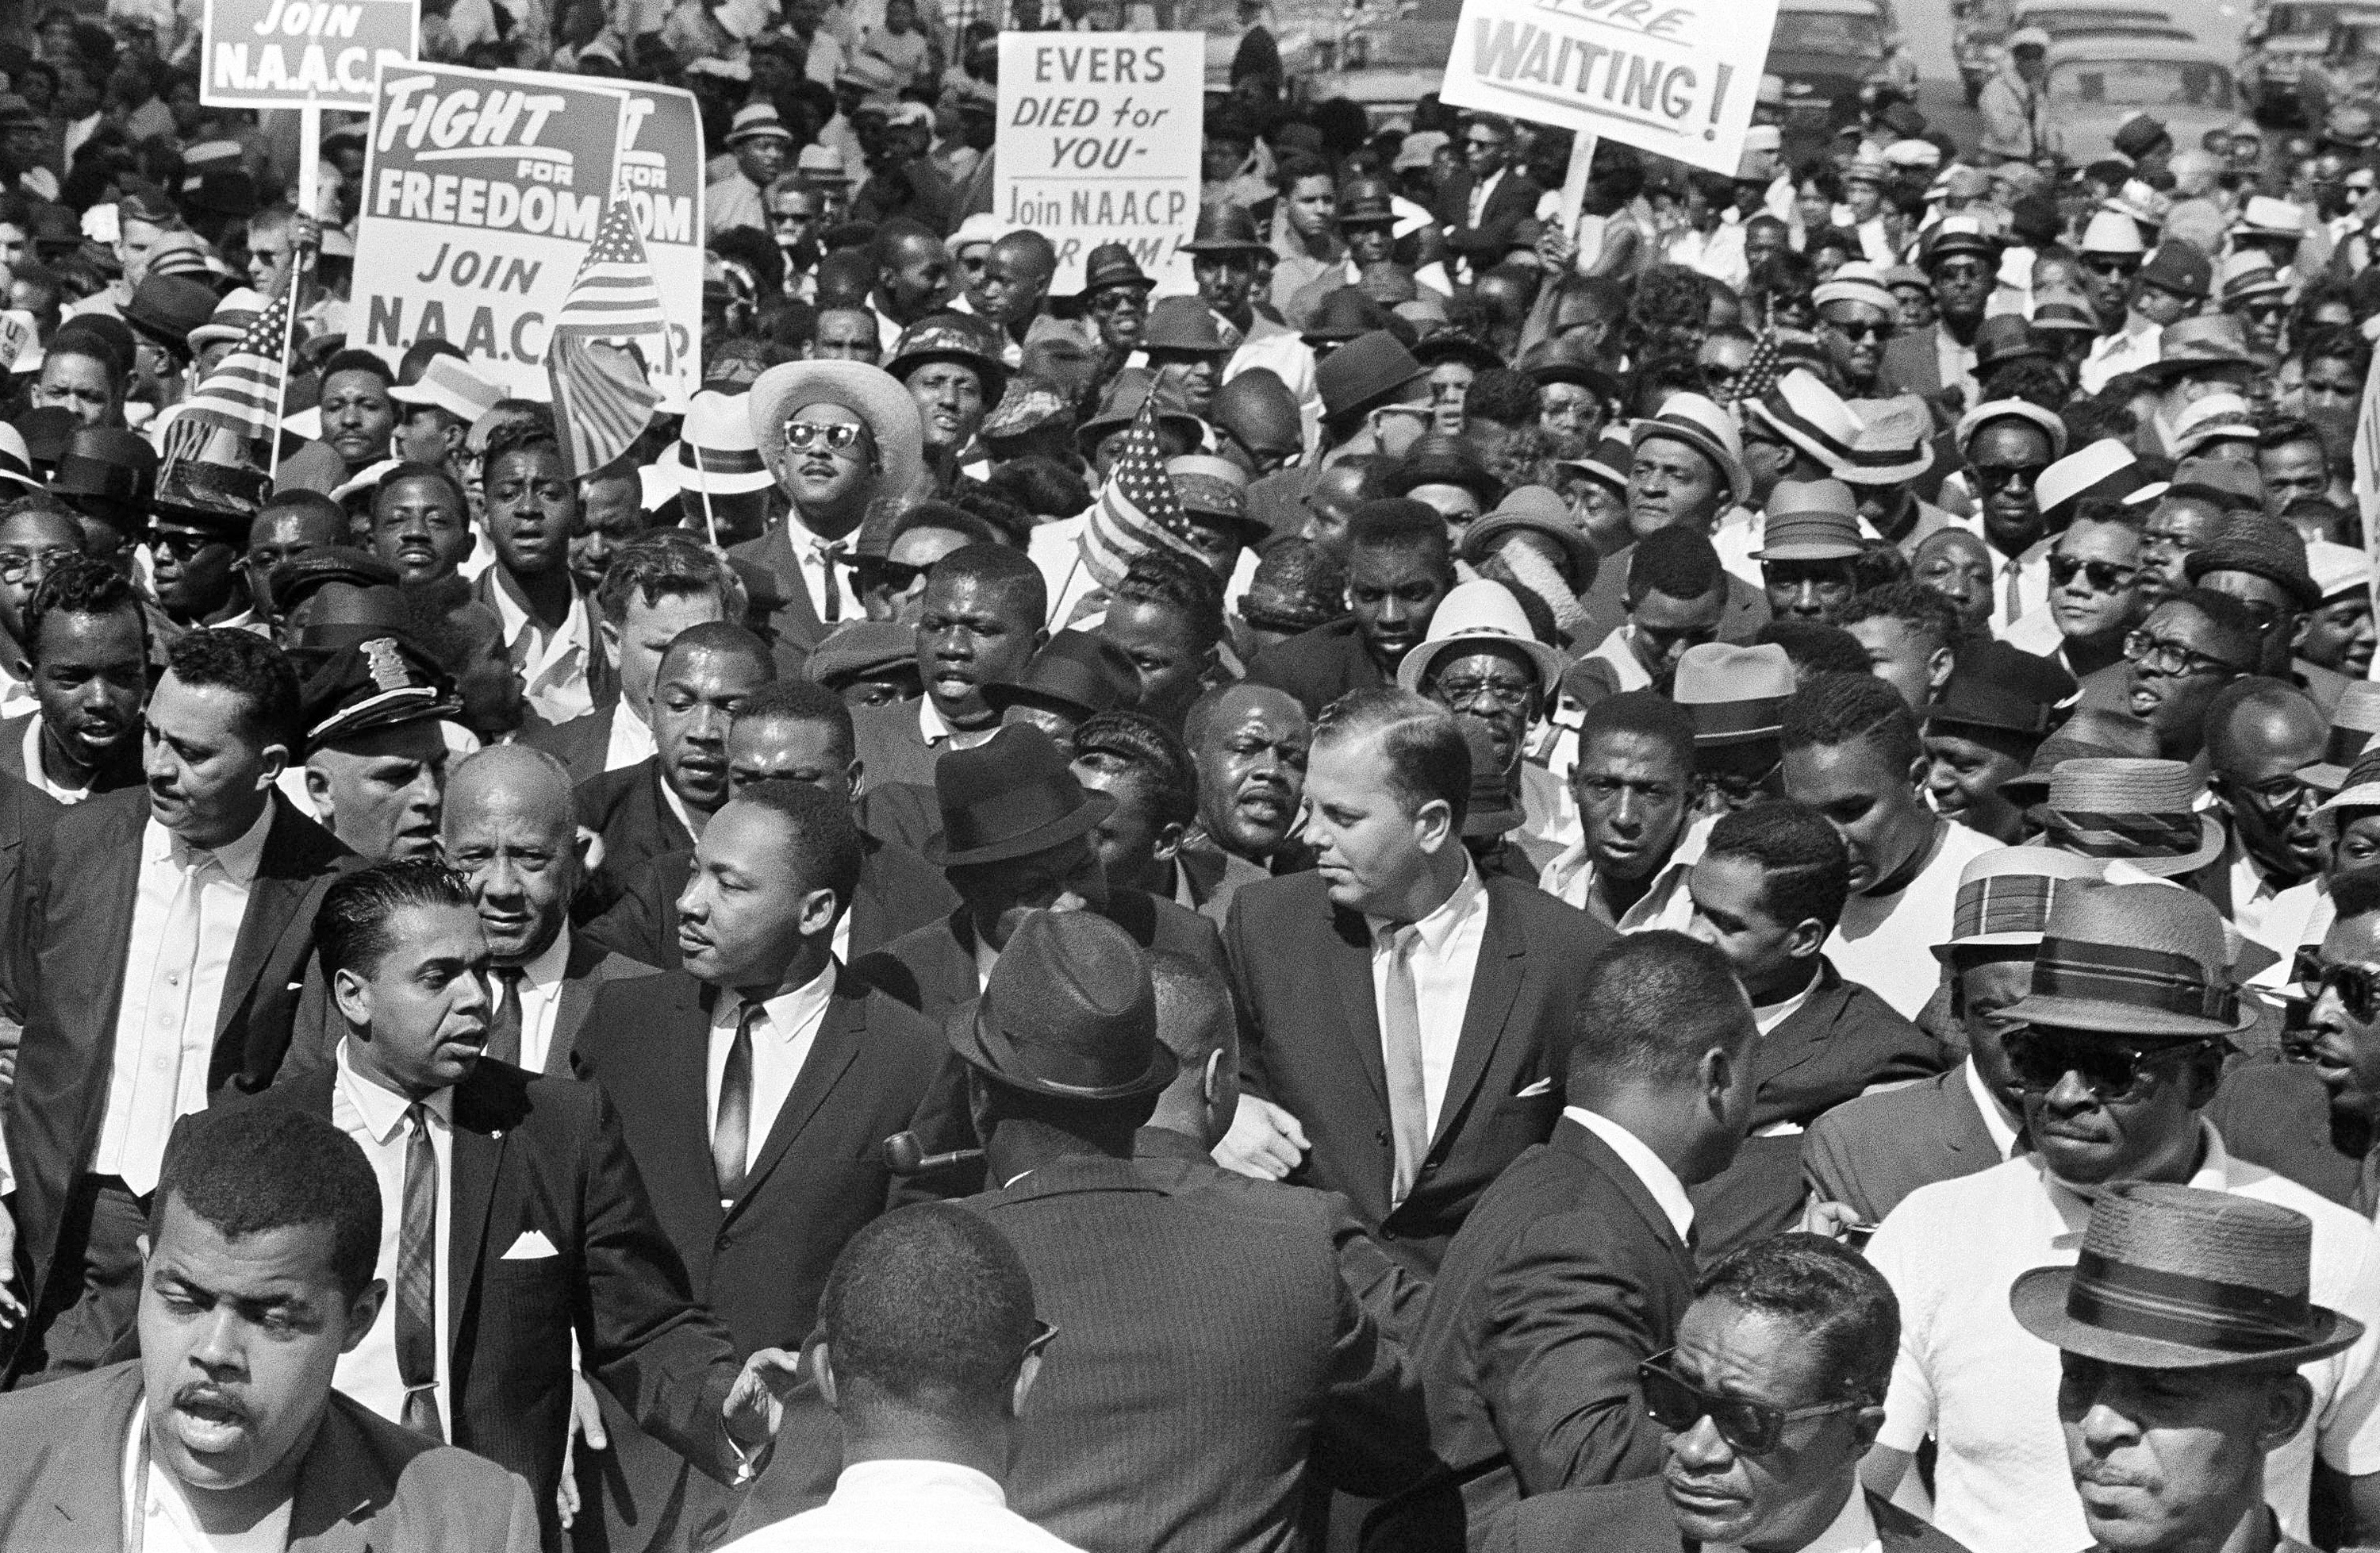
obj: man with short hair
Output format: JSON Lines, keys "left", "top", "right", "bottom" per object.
{"left": 1492, "top": 1236, "right": 1966, "bottom": 1553}
{"left": 1385, "top": 932, "right": 1757, "bottom": 1540}
{"left": 1960, "top": 402, "right": 2063, "bottom": 634}
{"left": 1071, "top": 709, "right": 1207, "bottom": 908}
{"left": 476, "top": 425, "right": 603, "bottom": 727}
{"left": 2187, "top": 514, "right": 2343, "bottom": 710}
{"left": 0, "top": 552, "right": 144, "bottom": 802}
{"left": 1246, "top": 498, "right": 1454, "bottom": 719}
{"left": 1539, "top": 690, "right": 1703, "bottom": 930}
{"left": 0, "top": 1105, "right": 540, "bottom": 1550}
{"left": 242, "top": 493, "right": 349, "bottom": 634}
{"left": 2123, "top": 589, "right": 2261, "bottom": 762}
{"left": 1840, "top": 582, "right": 1959, "bottom": 713}
{"left": 867, "top": 221, "right": 958, "bottom": 353}
{"left": 854, "top": 544, "right": 1049, "bottom": 789}
{"left": 1178, "top": 682, "right": 1311, "bottom": 894}
{"left": 1098, "top": 548, "right": 1226, "bottom": 732}
{"left": 1783, "top": 672, "right": 1999, "bottom": 1018}
{"left": 1572, "top": 528, "right": 1733, "bottom": 700}
{"left": 2009, "top": 502, "right": 2152, "bottom": 678}
{"left": 294, "top": 634, "right": 456, "bottom": 865}
{"left": 2263, "top": 418, "right": 2334, "bottom": 517}
{"left": 0, "top": 499, "right": 85, "bottom": 719}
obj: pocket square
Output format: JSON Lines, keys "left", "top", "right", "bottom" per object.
{"left": 1514, "top": 1078, "right": 1553, "bottom": 1098}
{"left": 501, "top": 1229, "right": 559, "bottom": 1260}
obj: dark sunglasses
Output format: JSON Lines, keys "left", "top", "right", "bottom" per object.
{"left": 2002, "top": 1028, "right": 2215, "bottom": 1101}
{"left": 2047, "top": 554, "right": 2139, "bottom": 591}
{"left": 852, "top": 556, "right": 927, "bottom": 591}
{"left": 2312, "top": 959, "right": 2380, "bottom": 1023}
{"left": 1825, "top": 317, "right": 1893, "bottom": 342}
{"left": 2083, "top": 256, "right": 2142, "bottom": 278}
{"left": 1971, "top": 462, "right": 2046, "bottom": 492}
{"left": 154, "top": 529, "right": 228, "bottom": 560}
{"left": 1639, "top": 1350, "right": 1863, "bottom": 1455}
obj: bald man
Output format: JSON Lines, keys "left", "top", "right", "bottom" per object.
{"left": 577, "top": 621, "right": 777, "bottom": 914}
{"left": 2198, "top": 677, "right": 2330, "bottom": 954}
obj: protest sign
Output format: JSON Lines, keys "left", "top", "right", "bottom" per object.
{"left": 1438, "top": 0, "right": 1780, "bottom": 176}
{"left": 994, "top": 31, "right": 1203, "bottom": 294}
{"left": 202, "top": 0, "right": 416, "bottom": 110}
{"left": 347, "top": 60, "right": 628, "bottom": 400}
{"left": 507, "top": 71, "right": 704, "bottom": 409}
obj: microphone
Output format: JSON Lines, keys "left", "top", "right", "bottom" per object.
{"left": 882, "top": 1131, "right": 988, "bottom": 1177}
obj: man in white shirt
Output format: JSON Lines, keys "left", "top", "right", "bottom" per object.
{"left": 0, "top": 501, "right": 86, "bottom": 725}
{"left": 0, "top": 550, "right": 147, "bottom": 803}
{"left": 1861, "top": 883, "right": 2380, "bottom": 1553}
{"left": 1540, "top": 690, "right": 1706, "bottom": 932}
{"left": 2204, "top": 680, "right": 2331, "bottom": 954}
{"left": 1782, "top": 672, "right": 1999, "bottom": 1018}
{"left": 717, "top": 1203, "right": 1083, "bottom": 1553}
{"left": 476, "top": 425, "right": 603, "bottom": 728}
{"left": 1956, "top": 400, "right": 2064, "bottom": 636}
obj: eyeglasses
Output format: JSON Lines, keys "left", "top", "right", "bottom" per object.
{"left": 1433, "top": 674, "right": 1536, "bottom": 710}
{"left": 2047, "top": 555, "right": 2140, "bottom": 591}
{"left": 1933, "top": 259, "right": 1992, "bottom": 283}
{"left": 0, "top": 546, "right": 75, "bottom": 584}
{"left": 1823, "top": 316, "right": 1894, "bottom": 342}
{"left": 2123, "top": 631, "right": 2244, "bottom": 678}
{"left": 782, "top": 418, "right": 871, "bottom": 455}
{"left": 1638, "top": 1350, "right": 1864, "bottom": 1456}
{"left": 2002, "top": 1028, "right": 2215, "bottom": 1101}
{"left": 853, "top": 557, "right": 927, "bottom": 592}
{"left": 1971, "top": 462, "right": 2047, "bottom": 492}
{"left": 2082, "top": 256, "right": 2142, "bottom": 279}
{"left": 153, "top": 529, "right": 228, "bottom": 561}
{"left": 2240, "top": 301, "right": 2290, "bottom": 321}
{"left": 770, "top": 208, "right": 819, "bottom": 226}
{"left": 2227, "top": 772, "right": 2314, "bottom": 817}
{"left": 1464, "top": 136, "right": 1505, "bottom": 152}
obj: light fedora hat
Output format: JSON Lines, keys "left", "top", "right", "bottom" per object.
{"left": 2314, "top": 744, "right": 2380, "bottom": 835}
{"left": 749, "top": 359, "right": 926, "bottom": 498}
{"left": 1630, "top": 392, "right": 1749, "bottom": 507}
{"left": 1841, "top": 394, "right": 1933, "bottom": 486}
{"left": 2303, "top": 682, "right": 2380, "bottom": 794}
{"left": 2002, "top": 879, "right": 2254, "bottom": 1036}
{"left": 674, "top": 390, "right": 774, "bottom": 495}
{"left": 1931, "top": 845, "right": 2108, "bottom": 963}
{"left": 390, "top": 353, "right": 504, "bottom": 427}
{"left": 1752, "top": 479, "right": 1863, "bottom": 563}
{"left": 1745, "top": 369, "right": 1865, "bottom": 477}
{"left": 1673, "top": 642, "right": 1795, "bottom": 746}
{"left": 2013, "top": 1182, "right": 2361, "bottom": 1370}
{"left": 2036, "top": 757, "right": 2225, "bottom": 877}
{"left": 1396, "top": 578, "right": 1568, "bottom": 695}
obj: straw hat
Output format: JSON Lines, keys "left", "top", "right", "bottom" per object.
{"left": 675, "top": 389, "right": 774, "bottom": 495}
{"left": 749, "top": 359, "right": 925, "bottom": 498}
{"left": 2038, "top": 439, "right": 2147, "bottom": 529}
{"left": 1752, "top": 480, "right": 1864, "bottom": 562}
{"left": 2172, "top": 393, "right": 2259, "bottom": 459}
{"left": 2302, "top": 682, "right": 2380, "bottom": 794}
{"left": 2036, "top": 758, "right": 2225, "bottom": 878}
{"left": 1930, "top": 845, "right": 2108, "bottom": 962}
{"left": 1956, "top": 398, "right": 2069, "bottom": 461}
{"left": 1630, "top": 393, "right": 1749, "bottom": 506}
{"left": 1745, "top": 370, "right": 1865, "bottom": 476}
{"left": 1673, "top": 643, "right": 1795, "bottom": 745}
{"left": 2000, "top": 709, "right": 2160, "bottom": 807}
{"left": 1841, "top": 395, "right": 1933, "bottom": 486}
{"left": 1395, "top": 579, "right": 1567, "bottom": 696}
{"left": 390, "top": 353, "right": 504, "bottom": 428}
{"left": 1459, "top": 485, "right": 1599, "bottom": 588}
{"left": 2002, "top": 879, "right": 2251, "bottom": 1035}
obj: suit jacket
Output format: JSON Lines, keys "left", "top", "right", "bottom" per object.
{"left": 4, "top": 788, "right": 353, "bottom": 1369}
{"left": 1687, "top": 960, "right": 1940, "bottom": 1263}
{"left": 582, "top": 828, "right": 958, "bottom": 974}
{"left": 1881, "top": 330, "right": 1945, "bottom": 399}
{"left": 1485, "top": 1477, "right": 1971, "bottom": 1553}
{"left": 0, "top": 769, "right": 60, "bottom": 1023}
{"left": 577, "top": 758, "right": 697, "bottom": 919}
{"left": 0, "top": 1360, "right": 540, "bottom": 1551}
{"left": 1434, "top": 167, "right": 1545, "bottom": 257}
{"left": 570, "top": 965, "right": 951, "bottom": 1551}
{"left": 1245, "top": 617, "right": 1391, "bottom": 720}
{"left": 729, "top": 524, "right": 839, "bottom": 669}
{"left": 1375, "top": 1118, "right": 1699, "bottom": 1551}
{"left": 0, "top": 710, "right": 142, "bottom": 795}
{"left": 521, "top": 702, "right": 619, "bottom": 788}
{"left": 232, "top": 1059, "right": 744, "bottom": 1546}
{"left": 1173, "top": 842, "right": 1271, "bottom": 927}
{"left": 849, "top": 699, "right": 946, "bottom": 792}
{"left": 1578, "top": 546, "right": 1769, "bottom": 653}
{"left": 1225, "top": 872, "right": 1610, "bottom": 1278}
{"left": 720, "top": 1153, "right": 1434, "bottom": 1553}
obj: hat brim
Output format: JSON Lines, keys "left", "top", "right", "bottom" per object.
{"left": 750, "top": 359, "right": 927, "bottom": 499}
{"left": 2010, "top": 1266, "right": 2364, "bottom": 1370}
{"left": 1178, "top": 238, "right": 1269, "bottom": 255}
{"left": 1395, "top": 630, "right": 1568, "bottom": 700}
{"left": 2138, "top": 351, "right": 2259, "bottom": 382}
{"left": 1930, "top": 930, "right": 2048, "bottom": 963}
{"left": 2041, "top": 810, "right": 2226, "bottom": 879}
{"left": 944, "top": 989, "right": 1177, "bottom": 1103}
{"left": 920, "top": 787, "right": 1115, "bottom": 867}
{"left": 1459, "top": 512, "right": 1599, "bottom": 586}
{"left": 1752, "top": 539, "right": 1864, "bottom": 562}
{"left": 1413, "top": 336, "right": 1505, "bottom": 373}
{"left": 886, "top": 347, "right": 1010, "bottom": 407}
{"left": 1838, "top": 447, "right": 1933, "bottom": 486}
{"left": 980, "top": 681, "right": 1101, "bottom": 720}
{"left": 1631, "top": 421, "right": 1749, "bottom": 507}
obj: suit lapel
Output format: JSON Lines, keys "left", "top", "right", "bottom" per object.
{"left": 286, "top": 1399, "right": 386, "bottom": 1552}
{"left": 545, "top": 934, "right": 608, "bottom": 1077}
{"left": 217, "top": 801, "right": 313, "bottom": 1040}
{"left": 446, "top": 1106, "right": 505, "bottom": 1359}
{"left": 846, "top": 835, "right": 889, "bottom": 951}
{"left": 764, "top": 525, "right": 828, "bottom": 647}
{"left": 666, "top": 981, "right": 729, "bottom": 1236}
{"left": 1327, "top": 907, "right": 1389, "bottom": 1113}
{"left": 725, "top": 983, "right": 866, "bottom": 1220}
{"left": 44, "top": 1365, "right": 138, "bottom": 1542}
{"left": 1756, "top": 961, "right": 1844, "bottom": 1094}
{"left": 643, "top": 763, "right": 694, "bottom": 853}
{"left": 1433, "top": 887, "right": 1522, "bottom": 1147}
{"left": 63, "top": 802, "right": 145, "bottom": 1051}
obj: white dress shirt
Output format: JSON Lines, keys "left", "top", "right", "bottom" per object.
{"left": 1709, "top": 1482, "right": 1879, "bottom": 1553}
{"left": 1985, "top": 541, "right": 2054, "bottom": 637}
{"left": 1960, "top": 1056, "right": 2023, "bottom": 1161}
{"left": 604, "top": 698, "right": 656, "bottom": 774}
{"left": 716, "top": 1459, "right": 1088, "bottom": 1553}
{"left": 1539, "top": 814, "right": 1710, "bottom": 932}
{"left": 2078, "top": 312, "right": 2163, "bottom": 396}
{"left": 509, "top": 924, "right": 575, "bottom": 1077}
{"left": 18, "top": 716, "right": 88, "bottom": 803}
{"left": 123, "top": 1407, "right": 294, "bottom": 1553}
{"left": 1564, "top": 1105, "right": 1695, "bottom": 1241}
{"left": 96, "top": 803, "right": 274, "bottom": 1194}
{"left": 708, "top": 963, "right": 838, "bottom": 1178}
{"left": 781, "top": 517, "right": 862, "bottom": 629}
{"left": 1367, "top": 859, "right": 1490, "bottom": 1140}
{"left": 486, "top": 569, "right": 597, "bottom": 727}
{"left": 330, "top": 1038, "right": 455, "bottom": 1439}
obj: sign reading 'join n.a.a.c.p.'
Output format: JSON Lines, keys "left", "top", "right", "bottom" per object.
{"left": 1440, "top": 0, "right": 1779, "bottom": 176}
{"left": 994, "top": 32, "right": 1202, "bottom": 295}
{"left": 347, "top": 62, "right": 627, "bottom": 399}
{"left": 202, "top": 0, "right": 416, "bottom": 110}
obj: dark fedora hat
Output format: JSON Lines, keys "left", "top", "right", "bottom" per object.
{"left": 1141, "top": 296, "right": 1234, "bottom": 356}
{"left": 125, "top": 275, "right": 222, "bottom": 363}
{"left": 2012, "top": 1182, "right": 2362, "bottom": 1370}
{"left": 1179, "top": 203, "right": 1269, "bottom": 256}
{"left": 923, "top": 723, "right": 1115, "bottom": 867}
{"left": 1925, "top": 639, "right": 2075, "bottom": 741}
{"left": 1303, "top": 286, "right": 1398, "bottom": 345}
{"left": 946, "top": 910, "right": 1176, "bottom": 1103}
{"left": 1412, "top": 328, "right": 1503, "bottom": 373}
{"left": 1337, "top": 179, "right": 1398, "bottom": 228}
{"left": 152, "top": 456, "right": 273, "bottom": 542}
{"left": 52, "top": 426, "right": 159, "bottom": 527}
{"left": 1316, "top": 330, "right": 1426, "bottom": 425}
{"left": 1972, "top": 314, "right": 2048, "bottom": 379}
{"left": 1075, "top": 367, "right": 1204, "bottom": 457}
{"left": 1081, "top": 242, "right": 1155, "bottom": 294}
{"left": 1391, "top": 432, "right": 1503, "bottom": 509}
{"left": 13, "top": 405, "right": 76, "bottom": 476}
{"left": 982, "top": 630, "right": 1142, "bottom": 721}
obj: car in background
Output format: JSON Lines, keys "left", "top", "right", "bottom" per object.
{"left": 2289, "top": 10, "right": 2380, "bottom": 121}
{"left": 2048, "top": 33, "right": 2240, "bottom": 156}
{"left": 2240, "top": 0, "right": 2380, "bottom": 121}
{"left": 1768, "top": 0, "right": 1892, "bottom": 135}
{"left": 2011, "top": 0, "right": 2190, "bottom": 34}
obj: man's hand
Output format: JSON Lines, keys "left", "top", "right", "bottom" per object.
{"left": 556, "top": 1371, "right": 607, "bottom": 1529}
{"left": 1799, "top": 1198, "right": 1872, "bottom": 1247}
{"left": 1214, "top": 1094, "right": 1307, "bottom": 1180}
{"left": 724, "top": 1347, "right": 805, "bottom": 1451}
{"left": 0, "top": 1204, "right": 19, "bottom": 1328}
{"left": 1534, "top": 223, "right": 1578, "bottom": 275}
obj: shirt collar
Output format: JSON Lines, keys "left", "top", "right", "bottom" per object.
{"left": 1963, "top": 1055, "right": 2024, "bottom": 1160}
{"left": 1564, "top": 1105, "right": 1695, "bottom": 1241}
{"left": 146, "top": 797, "right": 275, "bottom": 882}
{"left": 722, "top": 957, "right": 838, "bottom": 1041}
{"left": 1367, "top": 855, "right": 1486, "bottom": 950}
{"left": 1713, "top": 1483, "right": 1878, "bottom": 1553}
{"left": 1755, "top": 976, "right": 1818, "bottom": 1036}
{"left": 334, "top": 1036, "right": 455, "bottom": 1145}
{"left": 488, "top": 568, "right": 589, "bottom": 649}
{"left": 919, "top": 695, "right": 952, "bottom": 746}
{"left": 829, "top": 1459, "right": 1008, "bottom": 1507}
{"left": 517, "top": 923, "right": 572, "bottom": 988}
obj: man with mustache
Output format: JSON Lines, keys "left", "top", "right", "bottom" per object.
{"left": 0, "top": 552, "right": 145, "bottom": 802}
{"left": 1488, "top": 1236, "right": 1966, "bottom": 1553}
{"left": 1177, "top": 682, "right": 1311, "bottom": 908}
{"left": 0, "top": 1105, "right": 540, "bottom": 1550}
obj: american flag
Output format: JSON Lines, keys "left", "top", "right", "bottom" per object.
{"left": 1730, "top": 330, "right": 1783, "bottom": 406}
{"left": 546, "top": 201, "right": 668, "bottom": 479}
{"left": 1077, "top": 395, "right": 1200, "bottom": 589}
{"left": 163, "top": 284, "right": 293, "bottom": 461}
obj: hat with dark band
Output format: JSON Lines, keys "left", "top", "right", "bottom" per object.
{"left": 1673, "top": 642, "right": 1795, "bottom": 745}
{"left": 1752, "top": 479, "right": 1864, "bottom": 562}
{"left": 298, "top": 633, "right": 464, "bottom": 755}
{"left": 152, "top": 456, "right": 273, "bottom": 542}
{"left": 1841, "top": 395, "right": 1934, "bottom": 486}
{"left": 1999, "top": 708, "right": 2162, "bottom": 807}
{"left": 2037, "top": 758, "right": 2225, "bottom": 879}
{"left": 675, "top": 390, "right": 775, "bottom": 496}
{"left": 947, "top": 910, "right": 1176, "bottom": 1103}
{"left": 2304, "top": 683, "right": 2380, "bottom": 796}
{"left": 1746, "top": 370, "right": 1864, "bottom": 476}
{"left": 1930, "top": 845, "right": 2108, "bottom": 963}
{"left": 923, "top": 723, "right": 1115, "bottom": 867}
{"left": 2002, "top": 878, "right": 2251, "bottom": 1036}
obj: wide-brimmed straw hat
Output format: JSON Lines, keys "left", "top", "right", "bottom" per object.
{"left": 1931, "top": 845, "right": 2108, "bottom": 962}
{"left": 2036, "top": 758, "right": 2225, "bottom": 878}
{"left": 749, "top": 359, "right": 926, "bottom": 498}
{"left": 2301, "top": 682, "right": 2380, "bottom": 794}
{"left": 2001, "top": 879, "right": 2251, "bottom": 1036}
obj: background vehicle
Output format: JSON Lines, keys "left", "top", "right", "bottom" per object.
{"left": 2240, "top": 0, "right": 2380, "bottom": 121}
{"left": 2048, "top": 33, "right": 2240, "bottom": 154}
{"left": 1769, "top": 0, "right": 1894, "bottom": 133}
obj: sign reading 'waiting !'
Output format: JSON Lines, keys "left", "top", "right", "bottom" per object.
{"left": 202, "top": 0, "right": 416, "bottom": 110}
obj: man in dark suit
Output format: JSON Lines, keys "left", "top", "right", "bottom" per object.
{"left": 576, "top": 622, "right": 775, "bottom": 916}
{"left": 574, "top": 781, "right": 953, "bottom": 1551}
{"left": 236, "top": 859, "right": 778, "bottom": 1547}
{"left": 1486, "top": 1237, "right": 1969, "bottom": 1553}
{"left": 720, "top": 911, "right": 1433, "bottom": 1552}
{"left": 1376, "top": 931, "right": 1758, "bottom": 1550}
{"left": 585, "top": 679, "right": 956, "bottom": 973}
{"left": 1246, "top": 499, "right": 1453, "bottom": 720}
{"left": 1675, "top": 802, "right": 1941, "bottom": 1261}
{"left": 4, "top": 630, "right": 356, "bottom": 1383}
{"left": 1433, "top": 114, "right": 1544, "bottom": 272}
{"left": 0, "top": 769, "right": 60, "bottom": 1027}
{"left": 0, "top": 553, "right": 147, "bottom": 801}
{"left": 0, "top": 1106, "right": 542, "bottom": 1551}
{"left": 849, "top": 545, "right": 1047, "bottom": 792}
{"left": 1223, "top": 690, "right": 1611, "bottom": 1276}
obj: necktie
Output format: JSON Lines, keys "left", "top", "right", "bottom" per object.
{"left": 397, "top": 1103, "right": 442, "bottom": 1442}
{"left": 714, "top": 1001, "right": 758, "bottom": 1204}
{"left": 485, "top": 967, "right": 524, "bottom": 1068}
{"left": 1380, "top": 927, "right": 1430, "bottom": 1205}
{"left": 2003, "top": 558, "right": 2025, "bottom": 623}
{"left": 122, "top": 845, "right": 214, "bottom": 1197}
{"left": 812, "top": 540, "right": 847, "bottom": 623}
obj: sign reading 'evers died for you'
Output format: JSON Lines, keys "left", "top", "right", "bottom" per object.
{"left": 347, "top": 60, "right": 628, "bottom": 399}
{"left": 995, "top": 32, "right": 1202, "bottom": 295}
{"left": 1439, "top": 0, "right": 1779, "bottom": 176}
{"left": 202, "top": 0, "right": 416, "bottom": 110}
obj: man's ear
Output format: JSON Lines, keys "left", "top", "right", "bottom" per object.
{"left": 1700, "top": 1044, "right": 1738, "bottom": 1116}
{"left": 1152, "top": 821, "right": 1184, "bottom": 867}
{"left": 1926, "top": 644, "right": 1955, "bottom": 697}
{"left": 1785, "top": 914, "right": 1827, "bottom": 962}
{"left": 343, "top": 1278, "right": 388, "bottom": 1354}
{"left": 331, "top": 966, "right": 374, "bottom": 1032}
{"left": 1413, "top": 797, "right": 1455, "bottom": 854}
{"left": 2264, "top": 1374, "right": 2315, "bottom": 1451}
{"left": 810, "top": 1341, "right": 840, "bottom": 1411}
{"left": 259, "top": 740, "right": 289, "bottom": 786}
{"left": 1905, "top": 750, "right": 1929, "bottom": 798}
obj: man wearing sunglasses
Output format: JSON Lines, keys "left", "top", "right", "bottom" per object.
{"left": 1860, "top": 882, "right": 2380, "bottom": 1553}
{"left": 1491, "top": 1237, "right": 1965, "bottom": 1553}
{"left": 2017, "top": 501, "right": 2151, "bottom": 681}
{"left": 2202, "top": 680, "right": 2329, "bottom": 951}
{"left": 2079, "top": 242, "right": 2210, "bottom": 398}
{"left": 1956, "top": 400, "right": 2064, "bottom": 635}
{"left": 1877, "top": 217, "right": 1999, "bottom": 409}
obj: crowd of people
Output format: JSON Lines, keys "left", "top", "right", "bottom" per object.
{"left": 0, "top": 3, "right": 2379, "bottom": 1553}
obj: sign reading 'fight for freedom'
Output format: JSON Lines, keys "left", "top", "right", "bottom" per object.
{"left": 202, "top": 0, "right": 416, "bottom": 110}
{"left": 348, "top": 62, "right": 628, "bottom": 399}
{"left": 1439, "top": 0, "right": 1779, "bottom": 176}
{"left": 994, "top": 32, "right": 1202, "bottom": 294}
